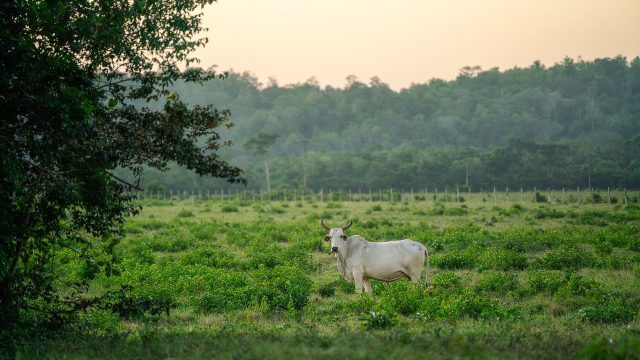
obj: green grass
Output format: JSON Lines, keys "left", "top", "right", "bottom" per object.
{"left": 14, "top": 198, "right": 640, "bottom": 359}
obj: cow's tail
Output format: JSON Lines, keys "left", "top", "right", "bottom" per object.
{"left": 422, "top": 246, "right": 430, "bottom": 286}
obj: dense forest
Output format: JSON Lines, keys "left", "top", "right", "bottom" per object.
{"left": 123, "top": 56, "right": 640, "bottom": 191}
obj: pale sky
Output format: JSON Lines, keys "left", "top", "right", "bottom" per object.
{"left": 196, "top": 0, "right": 640, "bottom": 90}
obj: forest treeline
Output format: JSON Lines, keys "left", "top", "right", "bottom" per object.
{"left": 124, "top": 56, "right": 640, "bottom": 191}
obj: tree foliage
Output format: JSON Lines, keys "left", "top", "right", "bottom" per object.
{"left": 0, "top": 0, "right": 243, "bottom": 329}
{"left": 127, "top": 58, "right": 640, "bottom": 191}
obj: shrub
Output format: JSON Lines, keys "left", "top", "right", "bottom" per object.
{"left": 179, "top": 247, "right": 239, "bottom": 269}
{"left": 533, "top": 207, "right": 565, "bottom": 219}
{"left": 369, "top": 204, "right": 383, "bottom": 212}
{"left": 555, "top": 274, "right": 601, "bottom": 298}
{"left": 376, "top": 281, "right": 425, "bottom": 315}
{"left": 438, "top": 290, "right": 500, "bottom": 319}
{"left": 431, "top": 248, "right": 479, "bottom": 269}
{"left": 535, "top": 192, "right": 548, "bottom": 203}
{"left": 444, "top": 206, "right": 468, "bottom": 216}
{"left": 536, "top": 246, "right": 595, "bottom": 270}
{"left": 478, "top": 249, "right": 528, "bottom": 271}
{"left": 177, "top": 209, "right": 195, "bottom": 218}
{"left": 269, "top": 206, "right": 285, "bottom": 214}
{"left": 316, "top": 280, "right": 340, "bottom": 297}
{"left": 252, "top": 265, "right": 313, "bottom": 311}
{"left": 221, "top": 205, "right": 239, "bottom": 213}
{"left": 432, "top": 271, "right": 462, "bottom": 289}
{"left": 526, "top": 270, "right": 566, "bottom": 294}
{"left": 194, "top": 266, "right": 313, "bottom": 313}
{"left": 578, "top": 301, "right": 635, "bottom": 324}
{"left": 475, "top": 272, "right": 518, "bottom": 293}
{"left": 362, "top": 311, "right": 394, "bottom": 329}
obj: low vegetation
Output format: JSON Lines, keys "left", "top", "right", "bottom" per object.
{"left": 10, "top": 198, "right": 640, "bottom": 359}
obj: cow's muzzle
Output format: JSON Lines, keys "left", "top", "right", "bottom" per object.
{"left": 331, "top": 246, "right": 339, "bottom": 253}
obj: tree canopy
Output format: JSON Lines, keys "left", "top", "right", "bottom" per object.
{"left": 128, "top": 57, "right": 640, "bottom": 191}
{"left": 0, "top": 0, "right": 243, "bottom": 330}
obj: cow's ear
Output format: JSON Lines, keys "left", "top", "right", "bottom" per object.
{"left": 323, "top": 236, "right": 331, "bottom": 242}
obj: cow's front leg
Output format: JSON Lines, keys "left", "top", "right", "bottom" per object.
{"left": 363, "top": 278, "right": 373, "bottom": 294}
{"left": 353, "top": 271, "right": 364, "bottom": 294}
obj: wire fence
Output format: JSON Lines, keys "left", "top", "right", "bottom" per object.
{"left": 136, "top": 187, "right": 637, "bottom": 206}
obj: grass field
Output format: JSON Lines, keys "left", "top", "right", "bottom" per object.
{"left": 16, "top": 196, "right": 640, "bottom": 359}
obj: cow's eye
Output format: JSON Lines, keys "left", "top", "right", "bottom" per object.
{"left": 340, "top": 235, "right": 348, "bottom": 241}
{"left": 323, "top": 236, "right": 331, "bottom": 242}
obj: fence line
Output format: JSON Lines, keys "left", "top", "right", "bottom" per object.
{"left": 136, "top": 187, "right": 636, "bottom": 205}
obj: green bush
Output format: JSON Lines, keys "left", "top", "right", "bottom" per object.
{"left": 251, "top": 265, "right": 313, "bottom": 311}
{"left": 533, "top": 207, "right": 565, "bottom": 219}
{"left": 432, "top": 271, "right": 462, "bottom": 289}
{"left": 179, "top": 247, "right": 240, "bottom": 269}
{"left": 432, "top": 248, "right": 479, "bottom": 269}
{"left": 555, "top": 274, "right": 601, "bottom": 298}
{"left": 578, "top": 301, "right": 635, "bottom": 323}
{"left": 221, "top": 205, "right": 239, "bottom": 213}
{"left": 194, "top": 265, "right": 313, "bottom": 313}
{"left": 438, "top": 290, "right": 502, "bottom": 319}
{"left": 362, "top": 311, "right": 394, "bottom": 329}
{"left": 316, "top": 280, "right": 340, "bottom": 297}
{"left": 475, "top": 272, "right": 518, "bottom": 293}
{"left": 376, "top": 281, "right": 425, "bottom": 315}
{"left": 526, "top": 270, "right": 566, "bottom": 294}
{"left": 177, "top": 209, "right": 195, "bottom": 218}
{"left": 536, "top": 246, "right": 595, "bottom": 270}
{"left": 478, "top": 249, "right": 528, "bottom": 271}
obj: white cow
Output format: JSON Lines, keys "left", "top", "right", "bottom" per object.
{"left": 321, "top": 220, "right": 429, "bottom": 294}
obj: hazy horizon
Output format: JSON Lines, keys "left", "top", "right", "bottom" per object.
{"left": 195, "top": 0, "right": 640, "bottom": 90}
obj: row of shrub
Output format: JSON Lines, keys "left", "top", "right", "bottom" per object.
{"left": 329, "top": 270, "right": 637, "bottom": 325}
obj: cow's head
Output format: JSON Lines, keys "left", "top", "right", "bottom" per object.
{"left": 321, "top": 219, "right": 352, "bottom": 253}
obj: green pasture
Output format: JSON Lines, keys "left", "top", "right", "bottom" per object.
{"left": 16, "top": 198, "right": 640, "bottom": 359}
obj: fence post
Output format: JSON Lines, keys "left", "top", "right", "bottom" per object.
{"left": 533, "top": 186, "right": 537, "bottom": 203}
{"left": 456, "top": 188, "right": 460, "bottom": 203}
{"left": 591, "top": 187, "right": 594, "bottom": 204}
{"left": 607, "top": 187, "right": 610, "bottom": 205}
{"left": 411, "top": 188, "right": 414, "bottom": 202}
{"left": 444, "top": 188, "right": 447, "bottom": 203}
{"left": 390, "top": 188, "right": 393, "bottom": 202}
{"left": 369, "top": 189, "right": 372, "bottom": 202}
{"left": 547, "top": 188, "right": 551, "bottom": 204}
{"left": 425, "top": 187, "right": 428, "bottom": 202}
{"left": 506, "top": 187, "right": 509, "bottom": 205}
{"left": 520, "top": 188, "right": 523, "bottom": 202}
{"left": 349, "top": 189, "right": 352, "bottom": 202}
{"left": 435, "top": 188, "right": 438, "bottom": 202}
{"left": 480, "top": 188, "right": 483, "bottom": 202}
{"left": 577, "top": 187, "right": 580, "bottom": 205}
{"left": 493, "top": 186, "right": 496, "bottom": 204}
{"left": 624, "top": 188, "right": 627, "bottom": 205}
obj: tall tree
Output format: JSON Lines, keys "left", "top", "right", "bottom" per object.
{"left": 0, "top": 0, "right": 244, "bottom": 329}
{"left": 245, "top": 132, "right": 279, "bottom": 193}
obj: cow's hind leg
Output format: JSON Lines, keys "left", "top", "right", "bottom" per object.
{"left": 363, "top": 279, "right": 373, "bottom": 294}
{"left": 407, "top": 268, "right": 422, "bottom": 283}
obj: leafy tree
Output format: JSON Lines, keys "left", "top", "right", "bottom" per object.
{"left": 0, "top": 0, "right": 243, "bottom": 330}
{"left": 244, "top": 132, "right": 279, "bottom": 193}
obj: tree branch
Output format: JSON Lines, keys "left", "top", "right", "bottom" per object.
{"left": 107, "top": 172, "right": 142, "bottom": 191}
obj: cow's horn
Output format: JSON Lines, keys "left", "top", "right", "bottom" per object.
{"left": 321, "top": 219, "right": 331, "bottom": 231}
{"left": 341, "top": 220, "right": 352, "bottom": 231}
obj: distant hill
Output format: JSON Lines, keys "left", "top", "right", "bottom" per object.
{"left": 124, "top": 56, "right": 640, "bottom": 191}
